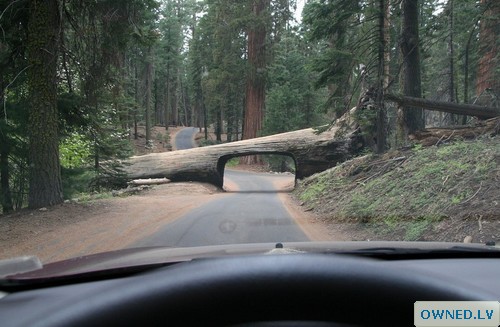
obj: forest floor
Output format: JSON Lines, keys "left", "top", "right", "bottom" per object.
{"left": 294, "top": 132, "right": 500, "bottom": 244}
{"left": 1, "top": 124, "right": 499, "bottom": 265}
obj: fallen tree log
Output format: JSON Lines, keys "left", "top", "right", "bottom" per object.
{"left": 410, "top": 117, "right": 500, "bottom": 146}
{"left": 385, "top": 94, "right": 500, "bottom": 119}
{"left": 123, "top": 120, "right": 363, "bottom": 188}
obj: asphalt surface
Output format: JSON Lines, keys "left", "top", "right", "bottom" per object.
{"left": 133, "top": 128, "right": 309, "bottom": 248}
{"left": 174, "top": 126, "right": 198, "bottom": 149}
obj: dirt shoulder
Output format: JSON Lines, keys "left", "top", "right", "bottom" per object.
{"left": 1, "top": 180, "right": 332, "bottom": 264}
{"left": 0, "top": 183, "right": 223, "bottom": 263}
{"left": 0, "top": 126, "right": 337, "bottom": 264}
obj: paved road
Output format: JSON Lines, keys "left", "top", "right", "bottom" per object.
{"left": 174, "top": 126, "right": 198, "bottom": 150}
{"left": 133, "top": 128, "right": 309, "bottom": 248}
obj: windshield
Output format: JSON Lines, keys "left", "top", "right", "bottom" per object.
{"left": 0, "top": 0, "right": 499, "bottom": 268}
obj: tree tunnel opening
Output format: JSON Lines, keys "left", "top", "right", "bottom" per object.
{"left": 217, "top": 153, "right": 297, "bottom": 193}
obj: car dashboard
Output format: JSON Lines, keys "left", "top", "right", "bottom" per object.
{"left": 1, "top": 250, "right": 500, "bottom": 327}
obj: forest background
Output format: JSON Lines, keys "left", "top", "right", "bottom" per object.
{"left": 0, "top": 0, "right": 498, "bottom": 212}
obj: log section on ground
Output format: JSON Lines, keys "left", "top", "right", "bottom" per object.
{"left": 124, "top": 124, "right": 362, "bottom": 188}
{"left": 410, "top": 117, "right": 499, "bottom": 146}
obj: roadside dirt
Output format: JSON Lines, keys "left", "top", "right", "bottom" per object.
{"left": 1, "top": 127, "right": 335, "bottom": 264}
{"left": 0, "top": 180, "right": 334, "bottom": 264}
{"left": 0, "top": 183, "right": 224, "bottom": 263}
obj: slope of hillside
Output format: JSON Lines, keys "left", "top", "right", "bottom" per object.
{"left": 294, "top": 136, "right": 500, "bottom": 244}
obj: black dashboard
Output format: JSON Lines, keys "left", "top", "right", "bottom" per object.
{"left": 1, "top": 253, "right": 499, "bottom": 326}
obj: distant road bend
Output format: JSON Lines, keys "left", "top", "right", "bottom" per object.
{"left": 133, "top": 127, "right": 309, "bottom": 248}
{"left": 174, "top": 126, "right": 198, "bottom": 150}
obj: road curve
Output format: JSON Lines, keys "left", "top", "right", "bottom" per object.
{"left": 132, "top": 128, "right": 309, "bottom": 248}
{"left": 174, "top": 127, "right": 198, "bottom": 150}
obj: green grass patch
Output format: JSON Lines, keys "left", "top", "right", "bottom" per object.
{"left": 225, "top": 158, "right": 240, "bottom": 168}
{"left": 199, "top": 139, "right": 222, "bottom": 147}
{"left": 294, "top": 136, "right": 499, "bottom": 241}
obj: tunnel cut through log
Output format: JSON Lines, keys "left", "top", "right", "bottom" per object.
{"left": 123, "top": 123, "right": 363, "bottom": 188}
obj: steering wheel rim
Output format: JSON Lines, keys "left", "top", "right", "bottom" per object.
{"left": 36, "top": 254, "right": 491, "bottom": 326}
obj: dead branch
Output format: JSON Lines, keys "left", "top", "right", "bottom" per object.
{"left": 386, "top": 94, "right": 499, "bottom": 119}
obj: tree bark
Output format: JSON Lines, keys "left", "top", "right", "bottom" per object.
{"left": 375, "top": 0, "right": 389, "bottom": 154}
{"left": 123, "top": 123, "right": 363, "bottom": 188}
{"left": 27, "top": 0, "right": 63, "bottom": 208}
{"left": 476, "top": 0, "right": 500, "bottom": 100}
{"left": 448, "top": 0, "right": 455, "bottom": 104}
{"left": 145, "top": 46, "right": 153, "bottom": 146}
{"left": 0, "top": 143, "right": 13, "bottom": 213}
{"left": 0, "top": 76, "right": 13, "bottom": 213}
{"left": 397, "top": 0, "right": 424, "bottom": 141}
{"left": 463, "top": 21, "right": 479, "bottom": 106}
{"left": 241, "top": 0, "right": 269, "bottom": 164}
{"left": 410, "top": 117, "right": 499, "bottom": 145}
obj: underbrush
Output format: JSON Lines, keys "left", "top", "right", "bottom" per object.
{"left": 61, "top": 167, "right": 124, "bottom": 201}
{"left": 294, "top": 136, "right": 500, "bottom": 243}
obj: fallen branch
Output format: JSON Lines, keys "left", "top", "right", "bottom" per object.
{"left": 461, "top": 182, "right": 483, "bottom": 205}
{"left": 128, "top": 178, "right": 171, "bottom": 186}
{"left": 386, "top": 94, "right": 499, "bottom": 119}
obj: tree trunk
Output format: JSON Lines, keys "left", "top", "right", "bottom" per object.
{"left": 0, "top": 76, "right": 13, "bottom": 213}
{"left": 216, "top": 107, "right": 222, "bottom": 142}
{"left": 165, "top": 61, "right": 171, "bottom": 129}
{"left": 241, "top": 0, "right": 269, "bottom": 164}
{"left": 145, "top": 46, "right": 153, "bottom": 146}
{"left": 154, "top": 76, "right": 161, "bottom": 125}
{"left": 447, "top": 0, "right": 462, "bottom": 124}
{"left": 134, "top": 63, "right": 140, "bottom": 139}
{"left": 385, "top": 94, "right": 499, "bottom": 119}
{"left": 27, "top": 0, "right": 63, "bottom": 208}
{"left": 463, "top": 22, "right": 478, "bottom": 106}
{"left": 411, "top": 117, "right": 499, "bottom": 145}
{"left": 476, "top": 0, "right": 500, "bottom": 101}
{"left": 170, "top": 68, "right": 179, "bottom": 126}
{"left": 448, "top": 0, "right": 455, "bottom": 104}
{"left": 397, "top": 0, "right": 424, "bottom": 142}
{"left": 375, "top": 0, "right": 389, "bottom": 154}
{"left": 383, "top": 0, "right": 391, "bottom": 89}
{"left": 0, "top": 143, "right": 13, "bottom": 213}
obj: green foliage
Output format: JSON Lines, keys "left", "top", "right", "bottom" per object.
{"left": 199, "top": 139, "right": 222, "bottom": 147}
{"left": 60, "top": 132, "right": 92, "bottom": 169}
{"left": 299, "top": 174, "right": 329, "bottom": 203}
{"left": 404, "top": 218, "right": 436, "bottom": 241}
{"left": 352, "top": 106, "right": 378, "bottom": 139}
{"left": 302, "top": 0, "right": 366, "bottom": 116}
{"left": 225, "top": 158, "right": 240, "bottom": 168}
{"left": 420, "top": 0, "right": 483, "bottom": 104}
{"left": 61, "top": 167, "right": 96, "bottom": 200}
{"left": 263, "top": 31, "right": 327, "bottom": 135}
{"left": 194, "top": 0, "right": 247, "bottom": 138}
{"left": 262, "top": 155, "right": 295, "bottom": 173}
{"left": 1, "top": 0, "right": 495, "bottom": 211}
{"left": 299, "top": 181, "right": 327, "bottom": 203}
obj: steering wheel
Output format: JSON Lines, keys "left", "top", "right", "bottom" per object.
{"left": 35, "top": 254, "right": 491, "bottom": 326}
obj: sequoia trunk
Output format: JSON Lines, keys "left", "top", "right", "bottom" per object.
{"left": 476, "top": 0, "right": 500, "bottom": 101}
{"left": 241, "top": 0, "right": 269, "bottom": 165}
